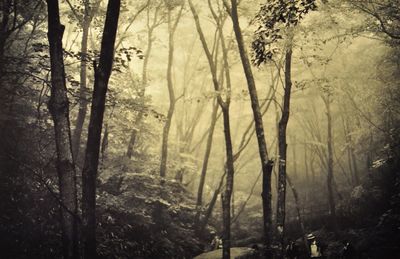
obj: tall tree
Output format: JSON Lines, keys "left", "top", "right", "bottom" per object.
{"left": 195, "top": 99, "right": 219, "bottom": 223}
{"left": 81, "top": 0, "right": 121, "bottom": 257}
{"left": 322, "top": 90, "right": 338, "bottom": 232}
{"left": 229, "top": 0, "right": 274, "bottom": 255}
{"left": 276, "top": 31, "right": 293, "bottom": 256}
{"left": 188, "top": 1, "right": 235, "bottom": 257}
{"left": 249, "top": 0, "right": 316, "bottom": 255}
{"left": 45, "top": 0, "right": 79, "bottom": 257}
{"left": 159, "top": 1, "right": 183, "bottom": 177}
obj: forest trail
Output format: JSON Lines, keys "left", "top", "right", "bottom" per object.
{"left": 194, "top": 247, "right": 256, "bottom": 259}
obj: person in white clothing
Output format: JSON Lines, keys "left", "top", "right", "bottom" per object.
{"left": 307, "top": 233, "right": 322, "bottom": 258}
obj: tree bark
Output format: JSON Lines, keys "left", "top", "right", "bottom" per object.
{"left": 81, "top": 0, "right": 120, "bottom": 257}
{"left": 229, "top": 0, "right": 274, "bottom": 256}
{"left": 276, "top": 44, "right": 293, "bottom": 256}
{"left": 46, "top": 0, "right": 79, "bottom": 257}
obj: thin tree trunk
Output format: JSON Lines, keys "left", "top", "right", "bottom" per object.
{"left": 126, "top": 128, "right": 138, "bottom": 159}
{"left": 0, "top": 0, "right": 11, "bottom": 79}
{"left": 230, "top": 0, "right": 274, "bottom": 256}
{"left": 309, "top": 154, "right": 316, "bottom": 217}
{"left": 304, "top": 144, "right": 309, "bottom": 218}
{"left": 344, "top": 116, "right": 360, "bottom": 185}
{"left": 81, "top": 1, "right": 120, "bottom": 257}
{"left": 160, "top": 104, "right": 174, "bottom": 177}
{"left": 126, "top": 15, "right": 156, "bottom": 158}
{"left": 350, "top": 146, "right": 359, "bottom": 184}
{"left": 188, "top": 3, "right": 235, "bottom": 257}
{"left": 199, "top": 170, "right": 226, "bottom": 233}
{"left": 221, "top": 107, "right": 235, "bottom": 259}
{"left": 324, "top": 95, "right": 337, "bottom": 232}
{"left": 276, "top": 44, "right": 292, "bottom": 256}
{"left": 195, "top": 100, "right": 219, "bottom": 222}
{"left": 72, "top": 16, "right": 90, "bottom": 162}
{"left": 286, "top": 175, "right": 309, "bottom": 256}
{"left": 159, "top": 6, "right": 182, "bottom": 177}
{"left": 232, "top": 170, "right": 261, "bottom": 224}
{"left": 46, "top": 0, "right": 78, "bottom": 257}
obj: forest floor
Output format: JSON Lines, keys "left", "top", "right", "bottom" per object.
{"left": 193, "top": 247, "right": 256, "bottom": 259}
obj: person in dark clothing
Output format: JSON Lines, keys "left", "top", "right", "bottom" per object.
{"left": 340, "top": 240, "right": 356, "bottom": 259}
{"left": 286, "top": 240, "right": 300, "bottom": 259}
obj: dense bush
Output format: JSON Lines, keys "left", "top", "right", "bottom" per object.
{"left": 96, "top": 162, "right": 207, "bottom": 258}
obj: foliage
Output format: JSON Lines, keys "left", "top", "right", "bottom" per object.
{"left": 251, "top": 0, "right": 317, "bottom": 65}
{"left": 348, "top": 0, "right": 400, "bottom": 40}
{"left": 96, "top": 161, "right": 206, "bottom": 258}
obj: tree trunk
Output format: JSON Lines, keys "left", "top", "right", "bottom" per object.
{"left": 160, "top": 103, "right": 174, "bottom": 177}
{"left": 126, "top": 17, "right": 156, "bottom": 159}
{"left": 159, "top": 6, "right": 182, "bottom": 177}
{"left": 0, "top": 0, "right": 11, "bottom": 79}
{"left": 81, "top": 0, "right": 120, "bottom": 257}
{"left": 126, "top": 128, "right": 138, "bottom": 159}
{"left": 350, "top": 146, "right": 359, "bottom": 184}
{"left": 195, "top": 100, "right": 219, "bottom": 222}
{"left": 72, "top": 16, "right": 90, "bottom": 162}
{"left": 287, "top": 175, "right": 309, "bottom": 256}
{"left": 199, "top": 170, "right": 226, "bottom": 233}
{"left": 230, "top": 0, "right": 274, "bottom": 256}
{"left": 188, "top": 3, "right": 235, "bottom": 256}
{"left": 221, "top": 107, "right": 235, "bottom": 259}
{"left": 343, "top": 115, "right": 360, "bottom": 185}
{"left": 276, "top": 44, "right": 293, "bottom": 256}
{"left": 45, "top": 0, "right": 78, "bottom": 257}
{"left": 324, "top": 95, "right": 337, "bottom": 232}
